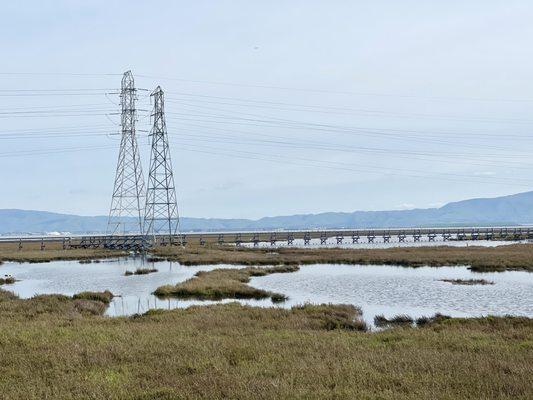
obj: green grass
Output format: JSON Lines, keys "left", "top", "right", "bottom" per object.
{"left": 0, "top": 289, "right": 531, "bottom": 399}
{"left": 154, "top": 265, "right": 298, "bottom": 302}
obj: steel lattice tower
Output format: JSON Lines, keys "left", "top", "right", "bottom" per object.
{"left": 143, "top": 86, "right": 179, "bottom": 241}
{"left": 107, "top": 71, "right": 146, "bottom": 235}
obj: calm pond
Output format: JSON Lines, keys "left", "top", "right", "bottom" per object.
{"left": 1, "top": 257, "right": 532, "bottom": 327}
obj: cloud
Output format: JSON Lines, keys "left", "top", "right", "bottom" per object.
{"left": 394, "top": 203, "right": 415, "bottom": 210}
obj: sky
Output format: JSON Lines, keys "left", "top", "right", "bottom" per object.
{"left": 1, "top": 1, "right": 533, "bottom": 219}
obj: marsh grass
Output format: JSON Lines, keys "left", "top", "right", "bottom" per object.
{"left": 0, "top": 290, "right": 530, "bottom": 399}
{"left": 0, "top": 276, "right": 15, "bottom": 285}
{"left": 3, "top": 241, "right": 533, "bottom": 273}
{"left": 374, "top": 314, "right": 415, "bottom": 327}
{"left": 152, "top": 243, "right": 533, "bottom": 272}
{"left": 125, "top": 268, "right": 158, "bottom": 276}
{"left": 72, "top": 290, "right": 114, "bottom": 304}
{"left": 146, "top": 256, "right": 166, "bottom": 263}
{"left": 376, "top": 313, "right": 454, "bottom": 328}
{"left": 154, "top": 265, "right": 298, "bottom": 302}
{"left": 440, "top": 278, "right": 494, "bottom": 285}
{"left": 0, "top": 289, "right": 112, "bottom": 318}
{"left": 0, "top": 241, "right": 126, "bottom": 264}
{"left": 415, "top": 313, "right": 451, "bottom": 326}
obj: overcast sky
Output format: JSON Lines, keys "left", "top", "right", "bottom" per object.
{"left": 1, "top": 1, "right": 533, "bottom": 219}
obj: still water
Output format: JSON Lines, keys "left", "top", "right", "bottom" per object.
{"left": 1, "top": 257, "right": 531, "bottom": 327}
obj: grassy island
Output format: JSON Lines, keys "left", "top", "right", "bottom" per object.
{"left": 154, "top": 265, "right": 298, "bottom": 302}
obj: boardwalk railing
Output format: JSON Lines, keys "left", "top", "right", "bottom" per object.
{"left": 1, "top": 226, "right": 532, "bottom": 250}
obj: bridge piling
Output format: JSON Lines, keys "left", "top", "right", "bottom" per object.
{"left": 287, "top": 233, "right": 294, "bottom": 246}
{"left": 252, "top": 234, "right": 260, "bottom": 247}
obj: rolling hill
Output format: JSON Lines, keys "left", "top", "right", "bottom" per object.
{"left": 1, "top": 191, "right": 533, "bottom": 235}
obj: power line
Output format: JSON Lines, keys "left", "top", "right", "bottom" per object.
{"left": 0, "top": 88, "right": 115, "bottom": 92}
{"left": 137, "top": 73, "right": 533, "bottom": 103}
{"left": 0, "top": 72, "right": 121, "bottom": 76}
{"left": 165, "top": 95, "right": 533, "bottom": 125}
{"left": 174, "top": 142, "right": 533, "bottom": 187}
{"left": 163, "top": 112, "right": 527, "bottom": 154}
{"left": 167, "top": 130, "right": 533, "bottom": 171}
{"left": 0, "top": 144, "right": 124, "bottom": 158}
{"left": 171, "top": 121, "right": 532, "bottom": 160}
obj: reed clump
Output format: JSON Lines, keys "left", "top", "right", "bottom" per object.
{"left": 154, "top": 265, "right": 297, "bottom": 302}
{"left": 292, "top": 303, "right": 367, "bottom": 331}
{"left": 125, "top": 268, "right": 158, "bottom": 276}
{"left": 146, "top": 256, "right": 166, "bottom": 263}
{"left": 415, "top": 313, "right": 451, "bottom": 326}
{"left": 73, "top": 290, "right": 114, "bottom": 304}
{"left": 0, "top": 276, "right": 16, "bottom": 285}
{"left": 374, "top": 314, "right": 415, "bottom": 327}
{"left": 376, "top": 313, "right": 453, "bottom": 328}
{"left": 0, "top": 289, "right": 111, "bottom": 317}
{"left": 440, "top": 278, "right": 494, "bottom": 285}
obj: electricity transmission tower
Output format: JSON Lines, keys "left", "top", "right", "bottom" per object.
{"left": 107, "top": 71, "right": 146, "bottom": 235}
{"left": 143, "top": 86, "right": 179, "bottom": 242}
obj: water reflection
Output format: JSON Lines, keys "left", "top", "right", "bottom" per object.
{"left": 250, "top": 264, "right": 533, "bottom": 326}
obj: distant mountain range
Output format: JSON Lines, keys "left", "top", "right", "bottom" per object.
{"left": 2, "top": 191, "right": 533, "bottom": 235}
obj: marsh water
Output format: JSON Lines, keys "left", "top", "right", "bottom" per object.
{"left": 1, "top": 253, "right": 532, "bottom": 327}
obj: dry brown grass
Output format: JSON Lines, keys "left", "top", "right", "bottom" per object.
{"left": 154, "top": 265, "right": 298, "bottom": 301}
{"left": 152, "top": 243, "right": 533, "bottom": 271}
{"left": 0, "top": 241, "right": 126, "bottom": 264}
{"left": 0, "top": 290, "right": 111, "bottom": 319}
{"left": 72, "top": 290, "right": 114, "bottom": 304}
{"left": 0, "top": 289, "right": 531, "bottom": 399}
{"left": 3, "top": 241, "right": 532, "bottom": 273}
